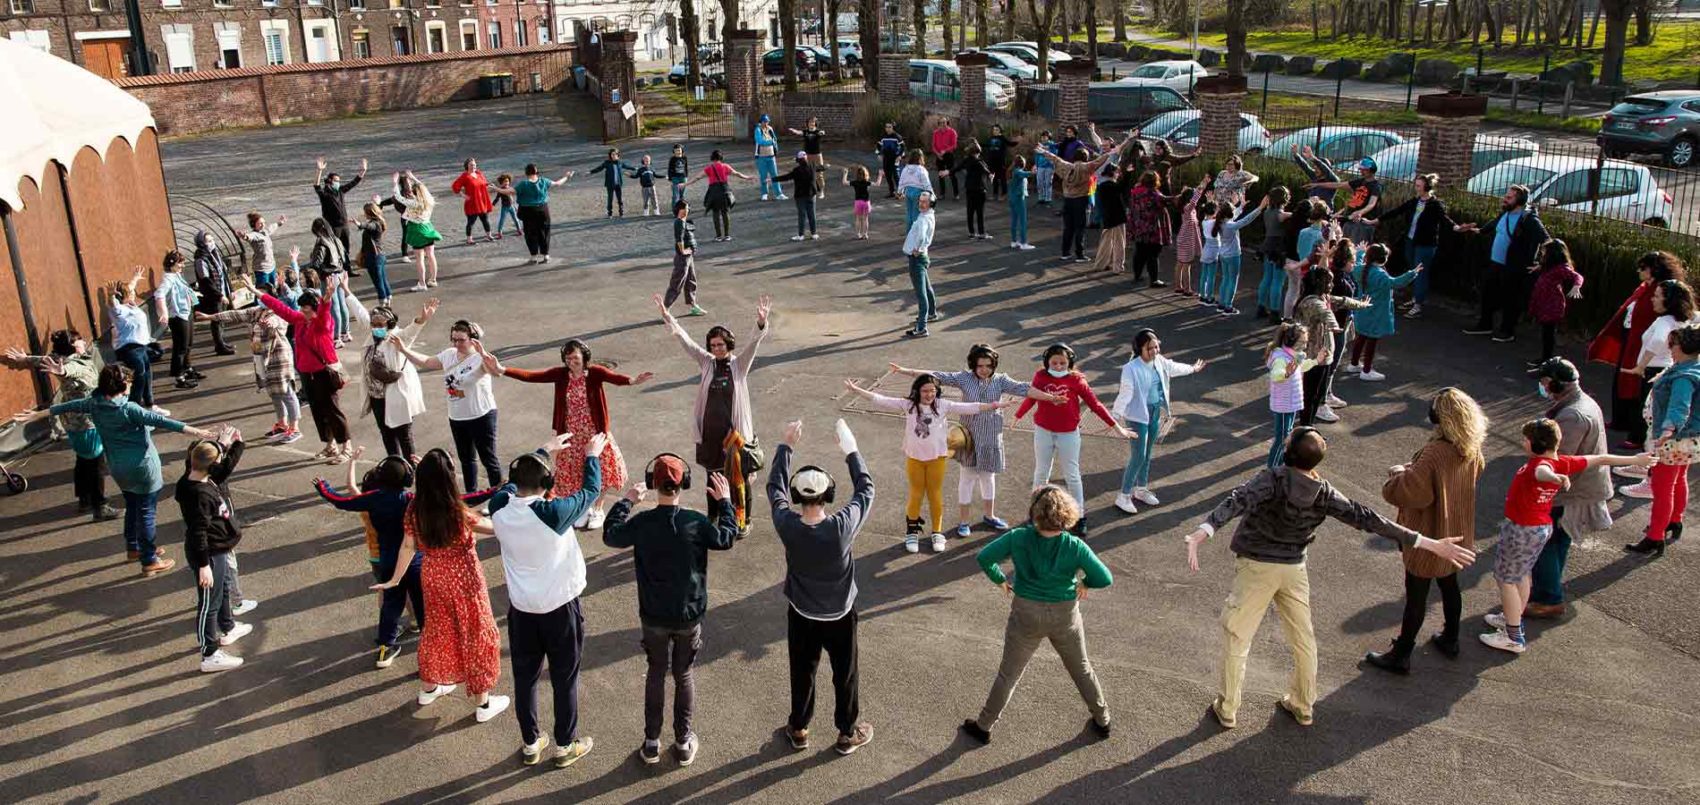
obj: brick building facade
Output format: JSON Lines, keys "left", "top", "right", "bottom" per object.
{"left": 0, "top": 0, "right": 487, "bottom": 79}
{"left": 476, "top": 0, "right": 553, "bottom": 52}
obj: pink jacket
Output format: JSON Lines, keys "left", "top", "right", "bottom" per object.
{"left": 931, "top": 126, "right": 958, "bottom": 156}
{"left": 260, "top": 293, "right": 338, "bottom": 374}
{"left": 1528, "top": 262, "right": 1584, "bottom": 325}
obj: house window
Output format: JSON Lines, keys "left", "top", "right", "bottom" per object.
{"left": 8, "top": 30, "right": 50, "bottom": 53}
{"left": 424, "top": 0, "right": 439, "bottom": 7}
{"left": 8, "top": 0, "right": 33, "bottom": 13}
{"left": 164, "top": 29, "right": 195, "bottom": 72}
{"left": 389, "top": 0, "right": 402, "bottom": 7}
{"left": 261, "top": 21, "right": 289, "bottom": 65}
{"left": 488, "top": 27, "right": 501, "bottom": 48}
{"left": 349, "top": 0, "right": 364, "bottom": 7}
{"left": 425, "top": 21, "right": 445, "bottom": 53}
{"left": 216, "top": 27, "right": 240, "bottom": 67}
{"left": 514, "top": 19, "right": 526, "bottom": 46}
{"left": 460, "top": 20, "right": 477, "bottom": 50}
{"left": 213, "top": 0, "right": 231, "bottom": 6}
{"left": 351, "top": 29, "right": 370, "bottom": 58}
{"left": 88, "top": 0, "right": 111, "bottom": 10}
{"left": 536, "top": 20, "right": 548, "bottom": 44}
{"left": 391, "top": 25, "right": 411, "bottom": 54}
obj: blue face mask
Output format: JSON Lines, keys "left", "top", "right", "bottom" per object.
{"left": 372, "top": 328, "right": 388, "bottom": 341}
{"left": 1046, "top": 368, "right": 1070, "bottom": 378}
{"left": 1536, "top": 382, "right": 1550, "bottom": 399}
{"left": 327, "top": 181, "right": 340, "bottom": 192}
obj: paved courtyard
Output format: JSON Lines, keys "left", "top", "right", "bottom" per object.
{"left": 1, "top": 96, "right": 1697, "bottom": 804}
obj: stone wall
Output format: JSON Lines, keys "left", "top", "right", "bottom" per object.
{"left": 116, "top": 44, "right": 573, "bottom": 137}
{"left": 775, "top": 92, "right": 867, "bottom": 137}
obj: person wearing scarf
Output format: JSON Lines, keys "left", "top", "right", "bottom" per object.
{"left": 192, "top": 231, "right": 236, "bottom": 356}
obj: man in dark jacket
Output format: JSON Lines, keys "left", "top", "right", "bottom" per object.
{"left": 1185, "top": 427, "right": 1476, "bottom": 729}
{"left": 602, "top": 454, "right": 739, "bottom": 765}
{"left": 177, "top": 427, "right": 250, "bottom": 673}
{"left": 314, "top": 155, "right": 368, "bottom": 265}
{"left": 1461, "top": 184, "right": 1549, "bottom": 342}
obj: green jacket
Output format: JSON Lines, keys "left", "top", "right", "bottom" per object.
{"left": 49, "top": 395, "right": 186, "bottom": 494}
{"left": 976, "top": 525, "right": 1112, "bottom": 603}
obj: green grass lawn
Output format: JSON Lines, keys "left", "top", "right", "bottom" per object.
{"left": 1246, "top": 90, "right": 1602, "bottom": 135}
{"left": 1129, "top": 21, "right": 1700, "bottom": 84}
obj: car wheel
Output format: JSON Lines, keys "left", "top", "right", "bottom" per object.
{"left": 1670, "top": 136, "right": 1697, "bottom": 169}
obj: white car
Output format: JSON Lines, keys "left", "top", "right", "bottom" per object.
{"left": 980, "top": 49, "right": 1039, "bottom": 82}
{"left": 1118, "top": 60, "right": 1211, "bottom": 94}
{"left": 993, "top": 41, "right": 1073, "bottom": 62}
{"left": 907, "top": 59, "right": 1011, "bottom": 110}
{"left": 1367, "top": 135, "right": 1540, "bottom": 182}
{"left": 1137, "top": 110, "right": 1272, "bottom": 154}
{"left": 830, "top": 40, "right": 863, "bottom": 66}
{"left": 1467, "top": 155, "right": 1673, "bottom": 224}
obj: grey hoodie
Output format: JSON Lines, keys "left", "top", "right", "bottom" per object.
{"left": 1199, "top": 466, "right": 1419, "bottom": 564}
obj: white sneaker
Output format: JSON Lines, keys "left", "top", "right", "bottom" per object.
{"left": 400, "top": 255, "right": 413, "bottom": 263}
{"left": 1613, "top": 464, "right": 1649, "bottom": 479}
{"left": 476, "top": 694, "right": 512, "bottom": 723}
{"left": 200, "top": 649, "right": 243, "bottom": 673}
{"left": 904, "top": 535, "right": 919, "bottom": 553}
{"left": 1133, "top": 487, "right": 1160, "bottom": 506}
{"left": 537, "top": 255, "right": 550, "bottom": 264}
{"left": 411, "top": 283, "right": 429, "bottom": 292}
{"left": 1485, "top": 612, "right": 1507, "bottom": 630}
{"left": 790, "top": 235, "right": 806, "bottom": 241}
{"left": 574, "top": 509, "right": 591, "bottom": 529}
{"left": 777, "top": 193, "right": 789, "bottom": 200}
{"left": 218, "top": 622, "right": 253, "bottom": 646}
{"left": 761, "top": 194, "right": 769, "bottom": 201}
{"left": 1326, "top": 394, "right": 1348, "bottom": 408}
{"left": 1018, "top": 243, "right": 1036, "bottom": 250}
{"left": 676, "top": 734, "right": 700, "bottom": 766}
{"left": 1620, "top": 480, "right": 1654, "bottom": 499}
{"left": 1113, "top": 494, "right": 1138, "bottom": 514}
{"left": 1341, "top": 364, "right": 1361, "bottom": 375}
{"left": 585, "top": 507, "right": 607, "bottom": 530}
{"left": 1010, "top": 242, "right": 1020, "bottom": 249}
{"left": 521, "top": 735, "right": 550, "bottom": 766}
{"left": 1314, "top": 405, "right": 1340, "bottom": 423}
{"left": 930, "top": 533, "right": 947, "bottom": 553}
{"left": 232, "top": 599, "right": 258, "bottom": 616}
{"left": 1359, "top": 370, "right": 1386, "bottom": 382}
{"left": 809, "top": 234, "right": 819, "bottom": 240}
{"left": 1479, "top": 630, "right": 1526, "bottom": 654}
{"left": 417, "top": 683, "right": 457, "bottom": 706}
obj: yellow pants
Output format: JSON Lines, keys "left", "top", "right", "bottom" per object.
{"left": 905, "top": 456, "right": 950, "bottom": 533}
{"left": 1216, "top": 557, "right": 1317, "bottom": 725}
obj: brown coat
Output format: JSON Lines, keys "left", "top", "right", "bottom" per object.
{"left": 1381, "top": 438, "right": 1481, "bottom": 579}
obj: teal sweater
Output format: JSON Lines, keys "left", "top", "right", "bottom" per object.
{"left": 976, "top": 525, "right": 1112, "bottom": 602}
{"left": 49, "top": 395, "right": 187, "bottom": 495}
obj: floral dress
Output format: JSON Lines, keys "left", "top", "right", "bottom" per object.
{"left": 1172, "top": 188, "right": 1203, "bottom": 265}
{"left": 553, "top": 372, "right": 628, "bottom": 498}
{"left": 411, "top": 507, "right": 501, "bottom": 695}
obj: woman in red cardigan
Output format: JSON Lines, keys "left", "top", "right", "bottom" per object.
{"left": 1014, "top": 343, "right": 1137, "bottom": 537}
{"left": 489, "top": 339, "right": 652, "bottom": 528}
{"left": 450, "top": 157, "right": 495, "bottom": 245}
{"left": 1588, "top": 251, "right": 1685, "bottom": 448}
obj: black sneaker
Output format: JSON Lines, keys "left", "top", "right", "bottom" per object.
{"left": 92, "top": 503, "right": 121, "bottom": 521}
{"left": 174, "top": 377, "right": 199, "bottom": 390}
{"left": 902, "top": 328, "right": 929, "bottom": 338}
{"left": 184, "top": 368, "right": 206, "bottom": 381}
{"left": 1089, "top": 718, "right": 1112, "bottom": 739}
{"left": 1461, "top": 327, "right": 1493, "bottom": 336}
{"left": 639, "top": 742, "right": 661, "bottom": 765}
{"left": 959, "top": 719, "right": 991, "bottom": 745}
{"left": 1073, "top": 255, "right": 1090, "bottom": 263}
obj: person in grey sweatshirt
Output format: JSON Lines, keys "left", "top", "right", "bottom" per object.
{"left": 1184, "top": 426, "right": 1476, "bottom": 730}
{"left": 767, "top": 418, "right": 875, "bottom": 757}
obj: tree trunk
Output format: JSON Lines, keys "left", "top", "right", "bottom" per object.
{"left": 859, "top": 0, "right": 880, "bottom": 89}
{"left": 1114, "top": 0, "right": 1127, "bottom": 42}
{"left": 781, "top": 0, "right": 797, "bottom": 89}
{"left": 1632, "top": 0, "right": 1651, "bottom": 45}
{"left": 1226, "top": 0, "right": 1246, "bottom": 75}
{"left": 1086, "top": 0, "right": 1098, "bottom": 62}
{"left": 1035, "top": 0, "right": 1059, "bottom": 75}
{"left": 828, "top": 0, "right": 841, "bottom": 80}
{"left": 942, "top": 0, "right": 954, "bottom": 54}
{"left": 682, "top": 0, "right": 701, "bottom": 88}
{"left": 1600, "top": 0, "right": 1631, "bottom": 85}
{"left": 1312, "top": 0, "right": 1320, "bottom": 40}
{"left": 720, "top": 0, "right": 739, "bottom": 42}
{"left": 1005, "top": 0, "right": 1018, "bottom": 42}
{"left": 913, "top": 0, "right": 928, "bottom": 55}
{"left": 978, "top": 0, "right": 991, "bottom": 47}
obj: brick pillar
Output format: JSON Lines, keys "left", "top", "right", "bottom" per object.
{"left": 955, "top": 51, "right": 988, "bottom": 130}
{"left": 1415, "top": 92, "right": 1488, "bottom": 187}
{"left": 878, "top": 53, "right": 911, "bottom": 104}
{"left": 599, "top": 31, "right": 641, "bottom": 141}
{"left": 1195, "top": 74, "right": 1248, "bottom": 158}
{"left": 1055, "top": 60, "right": 1094, "bottom": 130}
{"left": 726, "top": 29, "right": 764, "bottom": 142}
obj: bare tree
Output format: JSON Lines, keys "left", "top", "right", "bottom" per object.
{"left": 1113, "top": 0, "right": 1127, "bottom": 42}
{"left": 780, "top": 0, "right": 797, "bottom": 88}
{"left": 943, "top": 0, "right": 955, "bottom": 53}
{"left": 976, "top": 0, "right": 990, "bottom": 47}
{"left": 1226, "top": 0, "right": 1247, "bottom": 76}
{"left": 681, "top": 0, "right": 701, "bottom": 88}
{"left": 1599, "top": 0, "right": 1633, "bottom": 84}
{"left": 720, "top": 0, "right": 739, "bottom": 41}
{"left": 1004, "top": 0, "right": 1019, "bottom": 41}
{"left": 860, "top": 0, "right": 881, "bottom": 88}
{"left": 827, "top": 0, "right": 841, "bottom": 80}
{"left": 1032, "top": 0, "right": 1060, "bottom": 73}
{"left": 913, "top": 0, "right": 929, "bottom": 55}
{"left": 1086, "top": 0, "right": 1098, "bottom": 60}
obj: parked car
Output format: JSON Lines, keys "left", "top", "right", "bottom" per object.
{"left": 1468, "top": 155, "right": 1674, "bottom": 224}
{"left": 879, "top": 32, "right": 915, "bottom": 52}
{"left": 762, "top": 47, "right": 818, "bottom": 77}
{"left": 832, "top": 39, "right": 864, "bottom": 66}
{"left": 1366, "top": 135, "right": 1540, "bottom": 182}
{"left": 1117, "top": 60, "right": 1211, "bottom": 94}
{"left": 1023, "top": 82, "right": 1191, "bottom": 128}
{"left": 1598, "top": 91, "right": 1700, "bottom": 168}
{"left": 978, "top": 49, "right": 1039, "bottom": 82}
{"left": 1265, "top": 126, "right": 1408, "bottom": 171}
{"left": 991, "top": 41, "right": 1073, "bottom": 63}
{"left": 907, "top": 59, "right": 1012, "bottom": 110}
{"left": 667, "top": 55, "right": 725, "bottom": 87}
{"left": 1136, "top": 110, "right": 1271, "bottom": 154}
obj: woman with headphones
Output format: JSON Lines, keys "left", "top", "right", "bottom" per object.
{"left": 486, "top": 338, "right": 654, "bottom": 530}
{"left": 1014, "top": 343, "right": 1138, "bottom": 537}
{"left": 1110, "top": 329, "right": 1207, "bottom": 514}
{"left": 394, "top": 319, "right": 503, "bottom": 492}
{"left": 1365, "top": 388, "right": 1487, "bottom": 673}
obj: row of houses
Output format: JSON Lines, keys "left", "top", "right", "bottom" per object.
{"left": 0, "top": 0, "right": 780, "bottom": 78}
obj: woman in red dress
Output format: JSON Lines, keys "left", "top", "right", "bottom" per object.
{"left": 373, "top": 449, "right": 509, "bottom": 722}
{"left": 450, "top": 157, "right": 495, "bottom": 245}
{"left": 489, "top": 339, "right": 651, "bottom": 529}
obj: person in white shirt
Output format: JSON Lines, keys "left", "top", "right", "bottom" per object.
{"left": 843, "top": 375, "right": 1008, "bottom": 552}
{"left": 902, "top": 192, "right": 937, "bottom": 339}
{"left": 394, "top": 319, "right": 502, "bottom": 491}
{"left": 1110, "top": 328, "right": 1206, "bottom": 514}
{"left": 1620, "top": 279, "right": 1700, "bottom": 497}
{"left": 488, "top": 431, "right": 607, "bottom": 768}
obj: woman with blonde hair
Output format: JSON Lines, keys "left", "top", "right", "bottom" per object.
{"left": 1365, "top": 387, "right": 1487, "bottom": 672}
{"left": 392, "top": 171, "right": 443, "bottom": 291}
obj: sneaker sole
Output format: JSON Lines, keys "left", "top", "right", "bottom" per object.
{"left": 835, "top": 739, "right": 870, "bottom": 756}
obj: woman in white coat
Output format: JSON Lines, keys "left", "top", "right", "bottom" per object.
{"left": 344, "top": 285, "right": 436, "bottom": 461}
{"left": 1111, "top": 328, "right": 1205, "bottom": 514}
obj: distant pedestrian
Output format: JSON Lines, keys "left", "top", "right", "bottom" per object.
{"left": 314, "top": 156, "right": 367, "bottom": 260}
{"left": 773, "top": 152, "right": 818, "bottom": 240}
{"left": 634, "top": 154, "right": 660, "bottom": 216}
{"left": 392, "top": 171, "right": 443, "bottom": 290}
{"left": 1263, "top": 321, "right": 1322, "bottom": 469}
{"left": 589, "top": 148, "right": 632, "bottom": 218}
{"left": 1459, "top": 184, "right": 1549, "bottom": 344}
{"left": 931, "top": 116, "right": 959, "bottom": 200}
{"left": 1007, "top": 156, "right": 1035, "bottom": 250}
{"left": 665, "top": 200, "right": 707, "bottom": 315}
{"left": 754, "top": 116, "right": 784, "bottom": 200}
{"left": 787, "top": 116, "right": 829, "bottom": 199}
{"left": 244, "top": 211, "right": 286, "bottom": 286}
{"left": 875, "top": 122, "right": 905, "bottom": 198}
{"left": 667, "top": 144, "right": 690, "bottom": 206}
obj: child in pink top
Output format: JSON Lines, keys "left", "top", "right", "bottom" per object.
{"left": 1527, "top": 239, "right": 1584, "bottom": 364}
{"left": 1264, "top": 321, "right": 1323, "bottom": 469}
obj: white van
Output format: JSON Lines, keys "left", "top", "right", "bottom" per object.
{"left": 907, "top": 59, "right": 1012, "bottom": 110}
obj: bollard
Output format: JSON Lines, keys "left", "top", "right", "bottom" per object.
{"left": 1334, "top": 68, "right": 1344, "bottom": 117}
{"left": 1510, "top": 78, "right": 1521, "bottom": 112}
{"left": 1539, "top": 51, "right": 1550, "bottom": 114}
{"left": 1561, "top": 80, "right": 1574, "bottom": 118}
{"left": 1405, "top": 52, "right": 1416, "bottom": 110}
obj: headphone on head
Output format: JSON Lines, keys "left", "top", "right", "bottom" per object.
{"left": 790, "top": 464, "right": 837, "bottom": 504}
{"left": 1043, "top": 342, "right": 1077, "bottom": 369}
{"left": 508, "top": 452, "right": 554, "bottom": 492}
{"left": 644, "top": 452, "right": 693, "bottom": 490}
{"left": 377, "top": 455, "right": 415, "bottom": 489}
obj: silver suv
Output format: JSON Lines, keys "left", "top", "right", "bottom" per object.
{"left": 1598, "top": 90, "right": 1700, "bottom": 169}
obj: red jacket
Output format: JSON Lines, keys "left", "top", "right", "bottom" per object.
{"left": 451, "top": 170, "right": 494, "bottom": 216}
{"left": 259, "top": 293, "right": 337, "bottom": 374}
{"left": 1014, "top": 369, "right": 1119, "bottom": 433}
{"left": 502, "top": 363, "right": 635, "bottom": 436}
{"left": 1588, "top": 280, "right": 1658, "bottom": 399}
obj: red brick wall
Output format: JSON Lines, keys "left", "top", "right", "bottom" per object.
{"left": 116, "top": 44, "right": 574, "bottom": 136}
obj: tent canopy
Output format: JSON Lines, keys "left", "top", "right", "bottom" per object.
{"left": 0, "top": 36, "right": 155, "bottom": 211}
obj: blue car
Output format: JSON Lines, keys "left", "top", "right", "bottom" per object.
{"left": 1265, "top": 126, "right": 1407, "bottom": 172}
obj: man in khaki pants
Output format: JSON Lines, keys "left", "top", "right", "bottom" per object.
{"left": 1184, "top": 427, "right": 1476, "bottom": 729}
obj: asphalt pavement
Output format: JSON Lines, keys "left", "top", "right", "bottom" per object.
{"left": 1, "top": 96, "right": 1697, "bottom": 804}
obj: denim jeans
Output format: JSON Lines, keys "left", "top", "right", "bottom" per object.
{"left": 605, "top": 185, "right": 625, "bottom": 215}
{"left": 904, "top": 186, "right": 922, "bottom": 229}
{"left": 496, "top": 204, "right": 520, "bottom": 234}
{"left": 1257, "top": 257, "right": 1285, "bottom": 312}
{"left": 795, "top": 198, "right": 816, "bottom": 235}
{"left": 1120, "top": 409, "right": 1163, "bottom": 494}
{"left": 368, "top": 253, "right": 392, "bottom": 301}
{"left": 1269, "top": 410, "right": 1296, "bottom": 469}
{"left": 1214, "top": 254, "right": 1244, "bottom": 309}
{"left": 907, "top": 253, "right": 935, "bottom": 333}
{"left": 1198, "top": 259, "right": 1220, "bottom": 303}
{"left": 116, "top": 343, "right": 153, "bottom": 408}
{"left": 1530, "top": 507, "right": 1571, "bottom": 605}
{"left": 670, "top": 178, "right": 687, "bottom": 205}
{"left": 329, "top": 281, "right": 350, "bottom": 339}
{"left": 1035, "top": 165, "right": 1055, "bottom": 202}
{"left": 757, "top": 156, "right": 780, "bottom": 197}
{"left": 123, "top": 489, "right": 159, "bottom": 565}
{"left": 1032, "top": 427, "right": 1084, "bottom": 507}
{"left": 1009, "top": 198, "right": 1029, "bottom": 244}
{"left": 1406, "top": 242, "right": 1437, "bottom": 304}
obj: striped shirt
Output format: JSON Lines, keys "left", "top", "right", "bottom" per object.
{"left": 933, "top": 371, "right": 1031, "bottom": 472}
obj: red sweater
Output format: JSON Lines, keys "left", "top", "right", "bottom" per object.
{"left": 1015, "top": 370, "right": 1119, "bottom": 433}
{"left": 451, "top": 170, "right": 494, "bottom": 215}
{"left": 502, "top": 363, "right": 635, "bottom": 435}
{"left": 259, "top": 293, "right": 337, "bottom": 374}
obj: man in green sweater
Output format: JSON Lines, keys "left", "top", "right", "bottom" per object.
{"left": 962, "top": 485, "right": 1113, "bottom": 745}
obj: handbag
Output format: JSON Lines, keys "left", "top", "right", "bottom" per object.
{"left": 739, "top": 437, "right": 765, "bottom": 474}
{"left": 311, "top": 334, "right": 346, "bottom": 389}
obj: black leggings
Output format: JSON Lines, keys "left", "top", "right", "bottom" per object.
{"left": 465, "top": 213, "right": 491, "bottom": 237}
{"left": 1396, "top": 570, "right": 1461, "bottom": 647}
{"left": 712, "top": 207, "right": 731, "bottom": 238}
{"left": 449, "top": 409, "right": 502, "bottom": 492}
{"left": 168, "top": 316, "right": 194, "bottom": 378}
{"left": 966, "top": 190, "right": 986, "bottom": 235}
{"left": 989, "top": 159, "right": 1008, "bottom": 197}
{"left": 1540, "top": 322, "right": 1558, "bottom": 362}
{"left": 74, "top": 453, "right": 108, "bottom": 508}
{"left": 935, "top": 155, "right": 958, "bottom": 198}
{"left": 1131, "top": 240, "right": 1163, "bottom": 282}
{"left": 1298, "top": 363, "right": 1332, "bottom": 426}
{"left": 372, "top": 396, "right": 416, "bottom": 458}
{"left": 518, "top": 205, "right": 551, "bottom": 256}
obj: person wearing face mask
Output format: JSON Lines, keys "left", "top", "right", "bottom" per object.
{"left": 346, "top": 292, "right": 436, "bottom": 461}
{"left": 1014, "top": 344, "right": 1139, "bottom": 538}
{"left": 192, "top": 230, "right": 237, "bottom": 356}
{"left": 486, "top": 338, "right": 655, "bottom": 530}
{"left": 260, "top": 274, "right": 354, "bottom": 462}
{"left": 314, "top": 156, "right": 368, "bottom": 268}
{"left": 887, "top": 346, "right": 1063, "bottom": 539}
{"left": 1589, "top": 252, "right": 1685, "bottom": 443}
{"left": 1523, "top": 358, "right": 1612, "bottom": 618}
{"left": 394, "top": 320, "right": 503, "bottom": 492}
{"left": 655, "top": 293, "right": 772, "bottom": 534}
{"left": 1617, "top": 280, "right": 1700, "bottom": 468}
{"left": 1110, "top": 329, "right": 1206, "bottom": 515}
{"left": 842, "top": 375, "right": 1010, "bottom": 554}
{"left": 1364, "top": 388, "right": 1487, "bottom": 673}
{"left": 202, "top": 276, "right": 302, "bottom": 445}
{"left": 2, "top": 328, "right": 116, "bottom": 520}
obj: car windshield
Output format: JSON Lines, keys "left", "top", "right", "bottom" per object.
{"left": 1131, "top": 65, "right": 1168, "bottom": 78}
{"left": 1610, "top": 98, "right": 1668, "bottom": 115}
{"left": 1476, "top": 164, "right": 1557, "bottom": 196}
